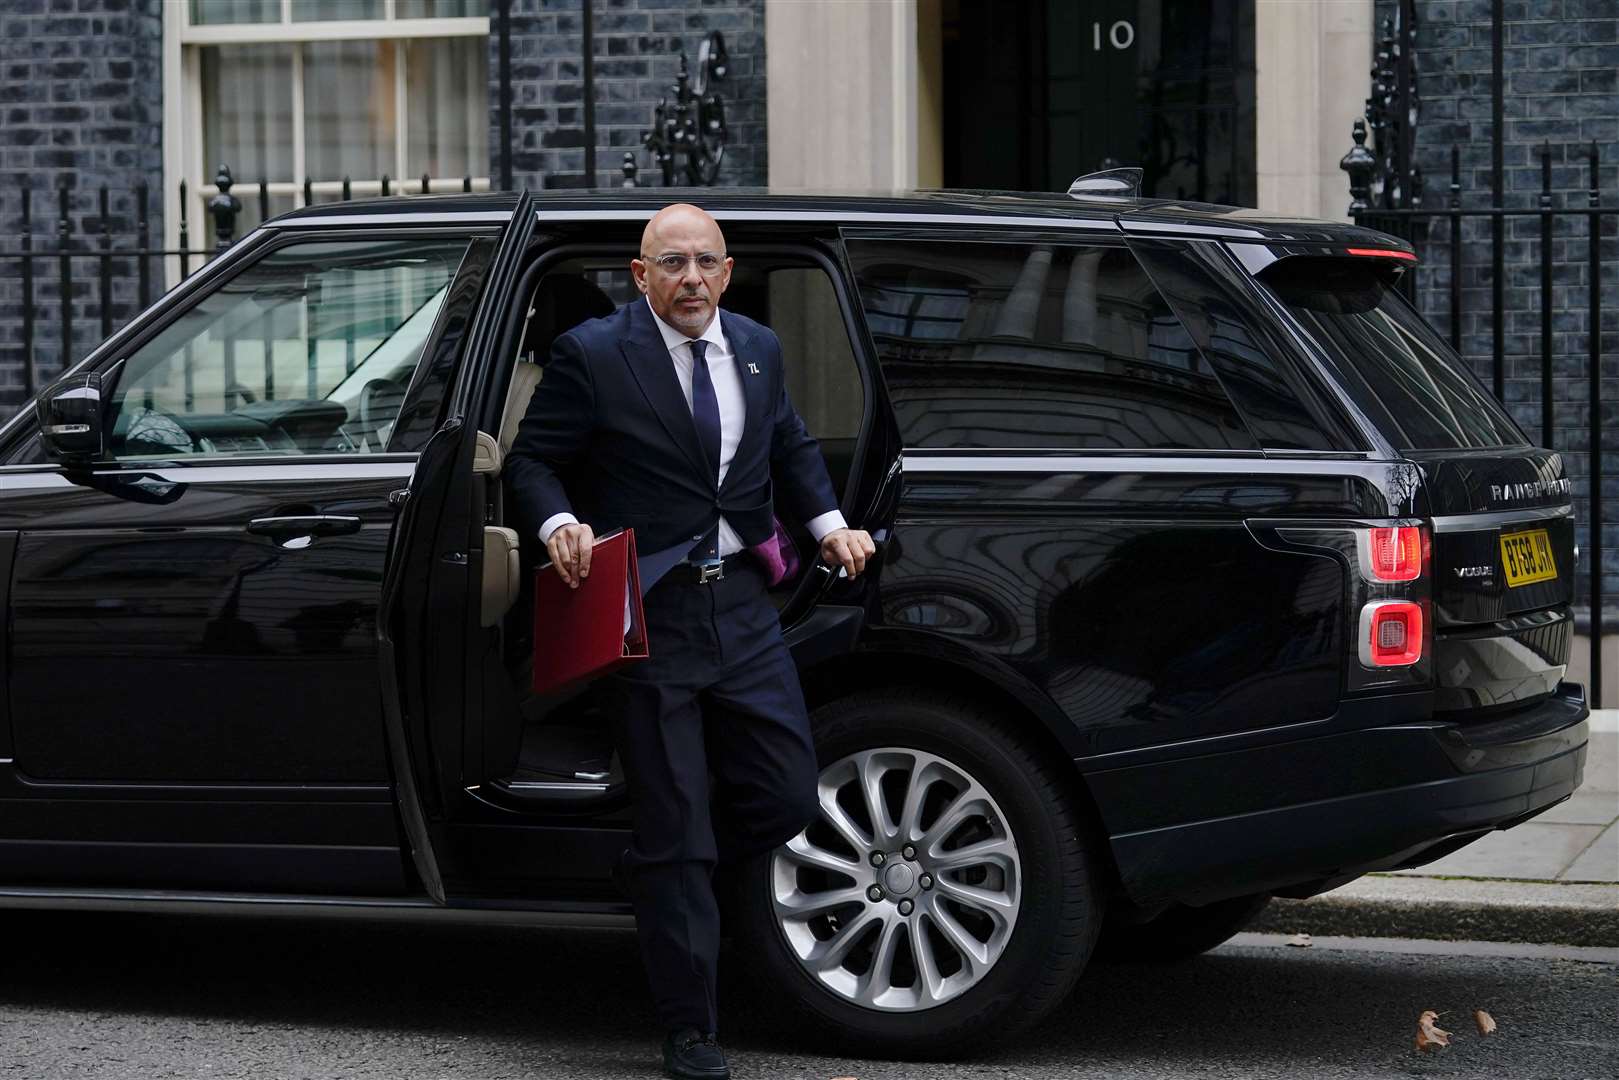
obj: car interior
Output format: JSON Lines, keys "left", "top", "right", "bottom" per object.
{"left": 468, "top": 243, "right": 868, "bottom": 807}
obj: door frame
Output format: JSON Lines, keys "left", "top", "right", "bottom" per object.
{"left": 449, "top": 230, "right": 901, "bottom": 807}
{"left": 378, "top": 192, "right": 538, "bottom": 903}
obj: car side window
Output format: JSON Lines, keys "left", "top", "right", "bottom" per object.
{"left": 768, "top": 266, "right": 863, "bottom": 442}
{"left": 103, "top": 236, "right": 473, "bottom": 460}
{"left": 1129, "top": 241, "right": 1348, "bottom": 451}
{"left": 846, "top": 239, "right": 1259, "bottom": 452}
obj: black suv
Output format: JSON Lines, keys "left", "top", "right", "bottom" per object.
{"left": 0, "top": 189, "right": 1588, "bottom": 1054}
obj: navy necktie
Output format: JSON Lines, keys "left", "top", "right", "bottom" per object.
{"left": 688, "top": 338, "right": 722, "bottom": 560}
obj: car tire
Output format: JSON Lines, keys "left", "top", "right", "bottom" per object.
{"left": 1093, "top": 894, "right": 1272, "bottom": 963}
{"left": 734, "top": 689, "right": 1102, "bottom": 1058}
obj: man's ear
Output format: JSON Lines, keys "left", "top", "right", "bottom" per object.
{"left": 630, "top": 259, "right": 649, "bottom": 294}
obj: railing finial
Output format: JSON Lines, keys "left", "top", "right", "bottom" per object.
{"left": 1341, "top": 118, "right": 1376, "bottom": 214}
{"left": 207, "top": 163, "right": 241, "bottom": 251}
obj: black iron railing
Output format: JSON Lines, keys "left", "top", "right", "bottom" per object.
{"left": 1348, "top": 140, "right": 1610, "bottom": 707}
{"left": 1342, "top": 0, "right": 1612, "bottom": 706}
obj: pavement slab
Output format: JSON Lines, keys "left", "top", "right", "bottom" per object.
{"left": 1387, "top": 821, "right": 1608, "bottom": 880}
{"left": 1563, "top": 821, "right": 1618, "bottom": 882}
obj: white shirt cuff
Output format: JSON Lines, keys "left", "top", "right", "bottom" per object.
{"left": 538, "top": 512, "right": 579, "bottom": 543}
{"left": 805, "top": 510, "right": 847, "bottom": 543}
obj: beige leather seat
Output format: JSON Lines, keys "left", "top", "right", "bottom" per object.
{"left": 474, "top": 430, "right": 521, "bottom": 628}
{"left": 499, "top": 360, "right": 543, "bottom": 458}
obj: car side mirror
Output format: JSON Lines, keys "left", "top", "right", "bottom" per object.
{"left": 35, "top": 371, "right": 106, "bottom": 464}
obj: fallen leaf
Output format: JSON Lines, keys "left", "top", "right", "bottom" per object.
{"left": 1475, "top": 1009, "right": 1497, "bottom": 1036}
{"left": 1415, "top": 1010, "right": 1451, "bottom": 1053}
{"left": 1285, "top": 933, "right": 1313, "bottom": 948}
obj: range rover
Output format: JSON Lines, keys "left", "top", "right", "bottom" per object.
{"left": 0, "top": 186, "right": 1587, "bottom": 1053}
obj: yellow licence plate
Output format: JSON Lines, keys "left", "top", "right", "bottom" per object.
{"left": 1500, "top": 528, "right": 1557, "bottom": 587}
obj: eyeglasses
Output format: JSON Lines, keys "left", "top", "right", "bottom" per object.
{"left": 642, "top": 252, "right": 727, "bottom": 277}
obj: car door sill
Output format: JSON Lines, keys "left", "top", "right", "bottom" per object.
{"left": 0, "top": 886, "right": 636, "bottom": 928}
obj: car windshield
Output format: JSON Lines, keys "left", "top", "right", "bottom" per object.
{"left": 1261, "top": 257, "right": 1526, "bottom": 450}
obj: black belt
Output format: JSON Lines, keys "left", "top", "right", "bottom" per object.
{"left": 663, "top": 552, "right": 749, "bottom": 585}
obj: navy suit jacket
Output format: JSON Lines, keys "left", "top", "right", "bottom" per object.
{"left": 505, "top": 298, "right": 839, "bottom": 557}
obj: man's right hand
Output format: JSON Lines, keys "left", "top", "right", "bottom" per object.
{"left": 546, "top": 522, "right": 595, "bottom": 588}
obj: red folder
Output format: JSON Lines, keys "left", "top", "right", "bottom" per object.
{"left": 532, "top": 528, "right": 648, "bottom": 694}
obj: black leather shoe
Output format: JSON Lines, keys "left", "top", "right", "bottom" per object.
{"left": 662, "top": 1027, "right": 729, "bottom": 1080}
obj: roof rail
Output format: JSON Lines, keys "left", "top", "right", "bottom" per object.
{"left": 1066, "top": 168, "right": 1143, "bottom": 199}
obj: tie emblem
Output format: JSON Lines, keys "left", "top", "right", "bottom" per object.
{"left": 746, "top": 362, "right": 760, "bottom": 375}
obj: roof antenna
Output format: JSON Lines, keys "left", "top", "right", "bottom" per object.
{"left": 1067, "top": 168, "right": 1143, "bottom": 198}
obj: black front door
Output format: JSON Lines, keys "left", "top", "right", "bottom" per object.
{"left": 942, "top": 0, "right": 1257, "bottom": 205}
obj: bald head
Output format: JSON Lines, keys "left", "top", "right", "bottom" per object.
{"left": 640, "top": 202, "right": 725, "bottom": 255}
{"left": 632, "top": 203, "right": 733, "bottom": 337}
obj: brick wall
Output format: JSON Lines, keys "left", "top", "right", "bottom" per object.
{"left": 0, "top": 0, "right": 164, "bottom": 421}
{"left": 1370, "top": 0, "right": 1618, "bottom": 627}
{"left": 490, "top": 0, "right": 766, "bottom": 190}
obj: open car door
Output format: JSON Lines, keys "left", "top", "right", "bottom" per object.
{"left": 378, "top": 192, "right": 537, "bottom": 903}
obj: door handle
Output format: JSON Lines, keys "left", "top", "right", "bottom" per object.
{"left": 247, "top": 515, "right": 363, "bottom": 538}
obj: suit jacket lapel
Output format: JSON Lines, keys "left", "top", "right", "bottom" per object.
{"left": 724, "top": 311, "right": 773, "bottom": 472}
{"left": 619, "top": 300, "right": 713, "bottom": 485}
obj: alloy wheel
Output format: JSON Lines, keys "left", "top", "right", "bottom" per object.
{"left": 769, "top": 747, "right": 1023, "bottom": 1012}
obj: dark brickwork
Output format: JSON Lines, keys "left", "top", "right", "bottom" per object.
{"left": 490, "top": 0, "right": 766, "bottom": 190}
{"left": 0, "top": 0, "right": 164, "bottom": 421}
{"left": 1368, "top": 0, "right": 1618, "bottom": 627}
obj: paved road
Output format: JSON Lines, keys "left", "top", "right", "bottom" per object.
{"left": 0, "top": 911, "right": 1612, "bottom": 1079}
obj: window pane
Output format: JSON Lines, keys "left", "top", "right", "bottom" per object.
{"left": 191, "top": 0, "right": 281, "bottom": 25}
{"left": 1262, "top": 258, "right": 1525, "bottom": 450}
{"left": 397, "top": 0, "right": 484, "bottom": 15}
{"left": 770, "top": 268, "right": 863, "bottom": 441}
{"left": 1131, "top": 243, "right": 1344, "bottom": 451}
{"left": 303, "top": 41, "right": 398, "bottom": 182}
{"left": 848, "top": 240, "right": 1257, "bottom": 451}
{"left": 106, "top": 238, "right": 472, "bottom": 459}
{"left": 290, "top": 0, "right": 384, "bottom": 20}
{"left": 202, "top": 45, "right": 294, "bottom": 184}
{"left": 405, "top": 37, "right": 489, "bottom": 179}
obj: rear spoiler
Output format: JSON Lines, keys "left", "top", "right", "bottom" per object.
{"left": 1224, "top": 242, "right": 1418, "bottom": 278}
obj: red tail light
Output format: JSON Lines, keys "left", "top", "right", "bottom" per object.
{"left": 1361, "top": 526, "right": 1425, "bottom": 582}
{"left": 1346, "top": 247, "right": 1418, "bottom": 262}
{"left": 1359, "top": 601, "right": 1423, "bottom": 667}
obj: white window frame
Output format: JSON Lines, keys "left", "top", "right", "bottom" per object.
{"left": 162, "top": 0, "right": 492, "bottom": 287}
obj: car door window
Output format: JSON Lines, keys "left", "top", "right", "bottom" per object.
{"left": 104, "top": 236, "right": 473, "bottom": 460}
{"left": 847, "top": 239, "right": 1259, "bottom": 452}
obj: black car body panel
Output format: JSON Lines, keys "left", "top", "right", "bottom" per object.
{"left": 0, "top": 189, "right": 1586, "bottom": 942}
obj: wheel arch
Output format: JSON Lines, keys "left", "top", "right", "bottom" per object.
{"left": 798, "top": 634, "right": 1124, "bottom": 897}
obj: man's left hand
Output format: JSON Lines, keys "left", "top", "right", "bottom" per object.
{"left": 819, "top": 528, "right": 877, "bottom": 579}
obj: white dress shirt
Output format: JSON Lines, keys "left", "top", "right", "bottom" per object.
{"left": 538, "top": 299, "right": 847, "bottom": 555}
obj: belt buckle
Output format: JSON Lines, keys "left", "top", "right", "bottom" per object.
{"left": 695, "top": 559, "right": 725, "bottom": 584}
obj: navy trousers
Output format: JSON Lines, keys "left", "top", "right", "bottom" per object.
{"left": 601, "top": 560, "right": 820, "bottom": 1034}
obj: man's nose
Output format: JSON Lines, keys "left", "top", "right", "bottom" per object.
{"left": 679, "top": 257, "right": 705, "bottom": 287}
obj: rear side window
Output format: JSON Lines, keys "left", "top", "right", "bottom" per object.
{"left": 1130, "top": 242, "right": 1348, "bottom": 451}
{"left": 1260, "top": 257, "right": 1526, "bottom": 450}
{"left": 847, "top": 239, "right": 1258, "bottom": 452}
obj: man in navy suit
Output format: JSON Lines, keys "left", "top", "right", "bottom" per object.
{"left": 505, "top": 203, "right": 875, "bottom": 1079}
